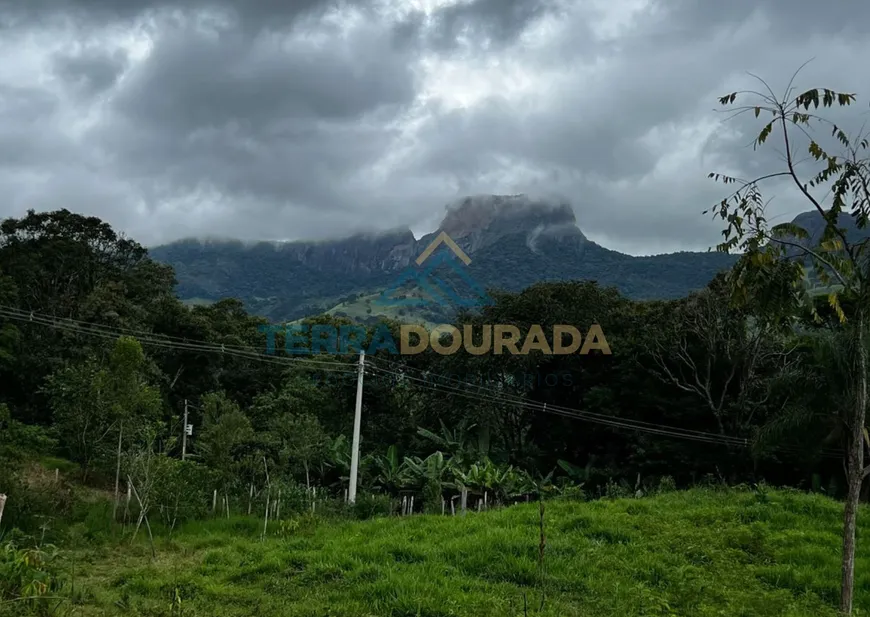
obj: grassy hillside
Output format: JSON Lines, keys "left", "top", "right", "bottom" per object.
{"left": 54, "top": 488, "right": 868, "bottom": 616}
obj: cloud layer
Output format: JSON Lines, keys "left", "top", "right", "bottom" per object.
{"left": 1, "top": 0, "right": 868, "bottom": 254}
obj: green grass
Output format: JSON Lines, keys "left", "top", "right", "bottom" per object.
{"left": 324, "top": 290, "right": 442, "bottom": 327}
{"left": 56, "top": 488, "right": 868, "bottom": 616}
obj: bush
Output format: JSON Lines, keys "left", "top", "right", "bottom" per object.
{"left": 0, "top": 466, "right": 76, "bottom": 536}
{"left": 349, "top": 493, "right": 394, "bottom": 520}
{"left": 149, "top": 459, "right": 219, "bottom": 526}
{"left": 422, "top": 479, "right": 443, "bottom": 514}
{"left": 603, "top": 478, "right": 633, "bottom": 499}
{"left": 553, "top": 484, "right": 587, "bottom": 502}
{"left": 657, "top": 476, "right": 677, "bottom": 494}
{"left": 0, "top": 542, "right": 64, "bottom": 615}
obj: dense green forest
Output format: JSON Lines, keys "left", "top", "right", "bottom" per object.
{"left": 2, "top": 82, "right": 870, "bottom": 615}
{"left": 0, "top": 206, "right": 853, "bottom": 520}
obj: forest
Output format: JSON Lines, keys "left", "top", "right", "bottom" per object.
{"left": 0, "top": 82, "right": 869, "bottom": 616}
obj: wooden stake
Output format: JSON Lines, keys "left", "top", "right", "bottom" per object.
{"left": 442, "top": 498, "right": 445, "bottom": 515}
{"left": 113, "top": 423, "right": 122, "bottom": 520}
{"left": 460, "top": 488, "right": 468, "bottom": 516}
{"left": 0, "top": 493, "right": 7, "bottom": 527}
{"left": 212, "top": 489, "right": 217, "bottom": 514}
{"left": 484, "top": 491, "right": 488, "bottom": 510}
{"left": 262, "top": 493, "right": 270, "bottom": 540}
{"left": 276, "top": 490, "right": 281, "bottom": 520}
{"left": 450, "top": 496, "right": 456, "bottom": 516}
{"left": 409, "top": 495, "right": 414, "bottom": 514}
{"left": 124, "top": 480, "right": 132, "bottom": 525}
{"left": 248, "top": 483, "right": 254, "bottom": 515}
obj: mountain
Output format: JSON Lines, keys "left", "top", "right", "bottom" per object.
{"left": 149, "top": 195, "right": 741, "bottom": 322}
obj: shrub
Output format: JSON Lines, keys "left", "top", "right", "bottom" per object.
{"left": 0, "top": 542, "right": 64, "bottom": 614}
{"left": 657, "top": 476, "right": 677, "bottom": 494}
{"left": 350, "top": 493, "right": 394, "bottom": 520}
{"left": 149, "top": 459, "right": 219, "bottom": 526}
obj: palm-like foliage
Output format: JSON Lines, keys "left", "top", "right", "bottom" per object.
{"left": 371, "top": 445, "right": 410, "bottom": 495}
{"left": 402, "top": 451, "right": 449, "bottom": 488}
{"left": 416, "top": 419, "right": 477, "bottom": 467}
{"left": 447, "top": 457, "right": 536, "bottom": 503}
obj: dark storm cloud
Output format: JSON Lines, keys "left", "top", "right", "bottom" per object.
{"left": 426, "top": 0, "right": 562, "bottom": 49}
{"left": 110, "top": 24, "right": 417, "bottom": 132}
{"left": 1, "top": 0, "right": 870, "bottom": 253}
{"left": 658, "top": 0, "right": 864, "bottom": 40}
{"left": 52, "top": 47, "right": 129, "bottom": 95}
{"left": 0, "top": 0, "right": 345, "bottom": 30}
{"left": 0, "top": 86, "right": 69, "bottom": 168}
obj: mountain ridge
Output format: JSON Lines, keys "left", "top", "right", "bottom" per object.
{"left": 148, "top": 195, "right": 743, "bottom": 322}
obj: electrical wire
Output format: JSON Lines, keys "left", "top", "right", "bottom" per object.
{"left": 0, "top": 306, "right": 357, "bottom": 371}
{"left": 365, "top": 359, "right": 844, "bottom": 459}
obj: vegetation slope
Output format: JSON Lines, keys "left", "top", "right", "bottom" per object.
{"left": 34, "top": 488, "right": 870, "bottom": 617}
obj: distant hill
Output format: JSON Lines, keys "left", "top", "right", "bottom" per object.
{"left": 150, "top": 195, "right": 745, "bottom": 322}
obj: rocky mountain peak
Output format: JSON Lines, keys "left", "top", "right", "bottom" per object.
{"left": 439, "top": 194, "right": 575, "bottom": 236}
{"left": 435, "top": 194, "right": 583, "bottom": 254}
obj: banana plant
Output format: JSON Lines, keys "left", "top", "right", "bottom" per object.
{"left": 417, "top": 419, "right": 477, "bottom": 467}
{"left": 320, "top": 434, "right": 373, "bottom": 488}
{"left": 402, "top": 451, "right": 449, "bottom": 488}
{"left": 557, "top": 459, "right": 588, "bottom": 483}
{"left": 371, "top": 445, "right": 411, "bottom": 496}
{"left": 446, "top": 457, "right": 531, "bottom": 504}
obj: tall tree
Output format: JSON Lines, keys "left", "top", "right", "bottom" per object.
{"left": 0, "top": 209, "right": 175, "bottom": 422}
{"left": 707, "top": 71, "right": 869, "bottom": 613}
{"left": 44, "top": 336, "right": 161, "bottom": 482}
{"left": 196, "top": 391, "right": 255, "bottom": 493}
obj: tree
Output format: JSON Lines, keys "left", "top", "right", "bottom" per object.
{"left": 416, "top": 419, "right": 478, "bottom": 468}
{"left": 707, "top": 69, "right": 869, "bottom": 613}
{"left": 45, "top": 336, "right": 161, "bottom": 481}
{"left": 0, "top": 210, "right": 175, "bottom": 423}
{"left": 196, "top": 391, "right": 255, "bottom": 492}
{"left": 273, "top": 412, "right": 328, "bottom": 489}
{"left": 649, "top": 283, "right": 797, "bottom": 443}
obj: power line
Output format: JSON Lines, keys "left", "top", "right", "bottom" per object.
{"left": 365, "top": 359, "right": 844, "bottom": 459}
{"left": 0, "top": 306, "right": 357, "bottom": 372}
{"left": 368, "top": 356, "right": 751, "bottom": 443}
{"left": 0, "top": 303, "right": 284, "bottom": 356}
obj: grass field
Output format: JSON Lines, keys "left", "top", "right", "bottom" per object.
{"left": 48, "top": 488, "right": 869, "bottom": 617}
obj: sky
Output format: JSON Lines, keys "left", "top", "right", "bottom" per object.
{"left": 0, "top": 0, "right": 868, "bottom": 255}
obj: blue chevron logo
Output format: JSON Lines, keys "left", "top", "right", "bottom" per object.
{"left": 373, "top": 233, "right": 492, "bottom": 309}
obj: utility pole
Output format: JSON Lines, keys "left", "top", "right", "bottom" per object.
{"left": 182, "top": 399, "right": 189, "bottom": 461}
{"left": 348, "top": 350, "right": 365, "bottom": 503}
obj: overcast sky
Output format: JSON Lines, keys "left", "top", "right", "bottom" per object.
{"left": 1, "top": 0, "right": 868, "bottom": 255}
